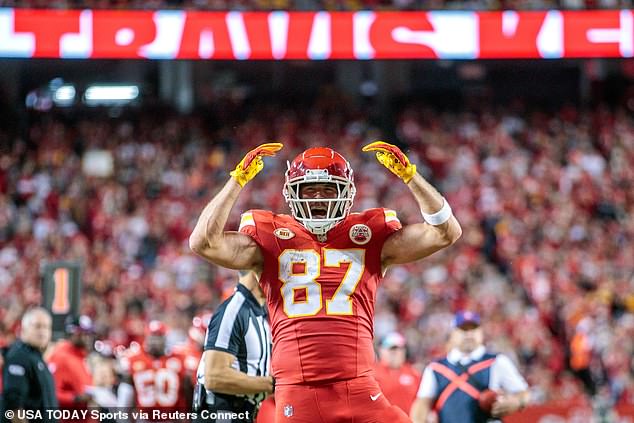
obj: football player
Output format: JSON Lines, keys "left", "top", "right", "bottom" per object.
{"left": 190, "top": 142, "right": 462, "bottom": 422}
{"left": 117, "top": 321, "right": 192, "bottom": 420}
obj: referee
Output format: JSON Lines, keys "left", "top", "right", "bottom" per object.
{"left": 1, "top": 308, "right": 58, "bottom": 423}
{"left": 194, "top": 271, "right": 273, "bottom": 423}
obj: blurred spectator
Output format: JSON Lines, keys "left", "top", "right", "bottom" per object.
{"left": 88, "top": 358, "right": 118, "bottom": 409}
{"left": 373, "top": 332, "right": 421, "bottom": 415}
{"left": 46, "top": 315, "right": 95, "bottom": 422}
{"left": 570, "top": 317, "right": 598, "bottom": 396}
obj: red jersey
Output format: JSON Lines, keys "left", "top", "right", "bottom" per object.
{"left": 119, "top": 347, "right": 189, "bottom": 414}
{"left": 373, "top": 362, "right": 421, "bottom": 413}
{"left": 47, "top": 341, "right": 93, "bottom": 408}
{"left": 239, "top": 208, "right": 401, "bottom": 384}
{"left": 172, "top": 340, "right": 201, "bottom": 384}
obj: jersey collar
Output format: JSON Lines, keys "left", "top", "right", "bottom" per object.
{"left": 291, "top": 213, "right": 350, "bottom": 243}
{"left": 236, "top": 283, "right": 267, "bottom": 316}
{"left": 447, "top": 345, "right": 486, "bottom": 366}
{"left": 17, "top": 340, "right": 44, "bottom": 356}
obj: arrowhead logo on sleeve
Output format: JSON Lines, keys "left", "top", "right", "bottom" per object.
{"left": 349, "top": 224, "right": 372, "bottom": 245}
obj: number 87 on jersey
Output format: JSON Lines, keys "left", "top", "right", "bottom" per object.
{"left": 239, "top": 207, "right": 401, "bottom": 320}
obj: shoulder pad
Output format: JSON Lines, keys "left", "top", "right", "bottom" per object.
{"left": 238, "top": 209, "right": 277, "bottom": 230}
{"left": 383, "top": 208, "right": 399, "bottom": 223}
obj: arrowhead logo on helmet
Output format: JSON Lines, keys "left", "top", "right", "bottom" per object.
{"left": 283, "top": 147, "right": 356, "bottom": 236}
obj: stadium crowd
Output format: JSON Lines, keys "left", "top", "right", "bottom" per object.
{"left": 0, "top": 0, "right": 631, "bottom": 12}
{"left": 0, "top": 92, "right": 633, "bottom": 409}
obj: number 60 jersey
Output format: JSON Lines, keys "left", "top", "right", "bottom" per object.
{"left": 239, "top": 208, "right": 401, "bottom": 385}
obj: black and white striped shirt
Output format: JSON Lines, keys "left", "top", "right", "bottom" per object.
{"left": 199, "top": 283, "right": 271, "bottom": 406}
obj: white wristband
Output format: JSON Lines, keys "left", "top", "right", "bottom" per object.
{"left": 422, "top": 199, "right": 452, "bottom": 226}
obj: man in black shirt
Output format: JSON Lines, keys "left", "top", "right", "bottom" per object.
{"left": 1, "top": 307, "right": 58, "bottom": 423}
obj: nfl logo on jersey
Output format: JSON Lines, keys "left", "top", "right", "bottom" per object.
{"left": 283, "top": 404, "right": 294, "bottom": 417}
{"left": 274, "top": 228, "right": 295, "bottom": 240}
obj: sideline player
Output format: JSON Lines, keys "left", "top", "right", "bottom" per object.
{"left": 117, "top": 321, "right": 192, "bottom": 420}
{"left": 190, "top": 142, "right": 462, "bottom": 422}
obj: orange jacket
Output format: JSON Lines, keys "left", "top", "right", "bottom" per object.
{"left": 570, "top": 333, "right": 592, "bottom": 370}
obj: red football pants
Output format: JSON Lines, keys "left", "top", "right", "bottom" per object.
{"left": 274, "top": 375, "right": 411, "bottom": 423}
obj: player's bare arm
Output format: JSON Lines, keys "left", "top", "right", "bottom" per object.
{"left": 189, "top": 143, "right": 283, "bottom": 271}
{"left": 410, "top": 396, "right": 432, "bottom": 423}
{"left": 381, "top": 172, "right": 462, "bottom": 266}
{"left": 491, "top": 390, "right": 530, "bottom": 417}
{"left": 203, "top": 350, "right": 274, "bottom": 395}
{"left": 189, "top": 178, "right": 261, "bottom": 270}
{"left": 362, "top": 141, "right": 462, "bottom": 268}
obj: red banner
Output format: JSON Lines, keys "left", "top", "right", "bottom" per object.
{"left": 0, "top": 9, "right": 633, "bottom": 59}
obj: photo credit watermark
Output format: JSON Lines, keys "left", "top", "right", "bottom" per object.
{"left": 5, "top": 408, "right": 252, "bottom": 422}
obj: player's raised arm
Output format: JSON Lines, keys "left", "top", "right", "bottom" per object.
{"left": 362, "top": 141, "right": 462, "bottom": 268}
{"left": 189, "top": 143, "right": 283, "bottom": 271}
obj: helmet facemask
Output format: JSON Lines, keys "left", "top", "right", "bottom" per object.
{"left": 284, "top": 167, "right": 356, "bottom": 236}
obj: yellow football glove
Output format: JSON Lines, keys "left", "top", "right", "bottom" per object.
{"left": 362, "top": 141, "right": 417, "bottom": 184}
{"left": 230, "top": 143, "right": 284, "bottom": 187}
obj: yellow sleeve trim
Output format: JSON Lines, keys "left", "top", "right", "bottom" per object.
{"left": 238, "top": 212, "right": 255, "bottom": 231}
{"left": 384, "top": 209, "right": 400, "bottom": 224}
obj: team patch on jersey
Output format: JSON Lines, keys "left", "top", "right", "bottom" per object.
{"left": 274, "top": 228, "right": 295, "bottom": 240}
{"left": 349, "top": 224, "right": 372, "bottom": 245}
{"left": 8, "top": 364, "right": 25, "bottom": 376}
